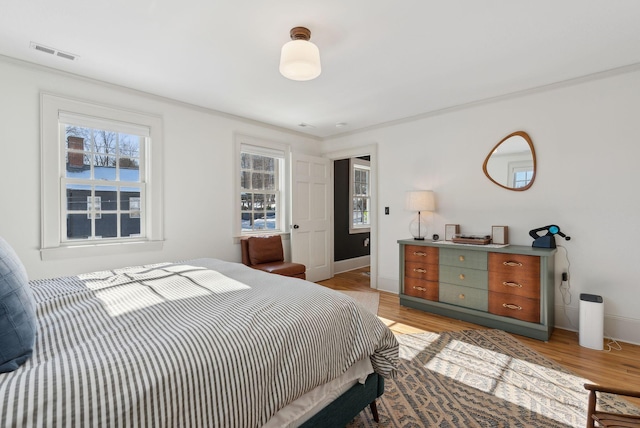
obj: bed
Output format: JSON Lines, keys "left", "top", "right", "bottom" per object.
{"left": 0, "top": 242, "right": 398, "bottom": 427}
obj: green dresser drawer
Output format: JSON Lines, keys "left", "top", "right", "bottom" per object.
{"left": 439, "top": 248, "right": 487, "bottom": 270}
{"left": 439, "top": 266, "right": 488, "bottom": 289}
{"left": 439, "top": 283, "right": 488, "bottom": 311}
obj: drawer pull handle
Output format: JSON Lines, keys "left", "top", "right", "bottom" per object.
{"left": 458, "top": 294, "right": 465, "bottom": 300}
{"left": 459, "top": 255, "right": 465, "bottom": 262}
{"left": 413, "top": 268, "right": 427, "bottom": 273}
{"left": 503, "top": 281, "right": 522, "bottom": 288}
{"left": 413, "top": 251, "right": 428, "bottom": 257}
{"left": 503, "top": 261, "right": 523, "bottom": 267}
{"left": 502, "top": 303, "right": 522, "bottom": 311}
{"left": 413, "top": 286, "right": 427, "bottom": 292}
{"left": 459, "top": 274, "right": 465, "bottom": 280}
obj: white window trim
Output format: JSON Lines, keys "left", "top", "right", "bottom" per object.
{"left": 234, "top": 134, "right": 290, "bottom": 237}
{"left": 40, "top": 93, "right": 164, "bottom": 260}
{"left": 349, "top": 157, "right": 371, "bottom": 234}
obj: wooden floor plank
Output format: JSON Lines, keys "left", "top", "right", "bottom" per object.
{"left": 317, "top": 267, "right": 640, "bottom": 407}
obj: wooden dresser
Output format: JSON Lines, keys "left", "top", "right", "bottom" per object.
{"left": 398, "top": 239, "right": 556, "bottom": 340}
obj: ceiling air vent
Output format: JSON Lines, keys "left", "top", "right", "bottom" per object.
{"left": 30, "top": 42, "right": 78, "bottom": 61}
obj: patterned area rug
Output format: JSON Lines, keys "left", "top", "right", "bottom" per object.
{"left": 347, "top": 329, "right": 640, "bottom": 427}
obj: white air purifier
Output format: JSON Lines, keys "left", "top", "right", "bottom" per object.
{"left": 579, "top": 293, "right": 604, "bottom": 350}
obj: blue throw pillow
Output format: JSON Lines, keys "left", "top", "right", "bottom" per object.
{"left": 0, "top": 237, "right": 37, "bottom": 373}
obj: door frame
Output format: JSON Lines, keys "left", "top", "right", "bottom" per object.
{"left": 324, "top": 144, "right": 378, "bottom": 289}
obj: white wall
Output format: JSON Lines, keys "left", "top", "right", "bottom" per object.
{"left": 322, "top": 68, "right": 640, "bottom": 345}
{"left": 3, "top": 55, "right": 639, "bottom": 344}
{"left": 0, "top": 57, "right": 320, "bottom": 280}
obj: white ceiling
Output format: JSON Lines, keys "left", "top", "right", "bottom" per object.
{"left": 2, "top": 1, "right": 640, "bottom": 138}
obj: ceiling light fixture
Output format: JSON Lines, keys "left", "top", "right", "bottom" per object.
{"left": 279, "top": 27, "right": 321, "bottom": 81}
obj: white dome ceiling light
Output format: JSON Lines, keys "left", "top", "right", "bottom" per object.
{"left": 279, "top": 27, "right": 321, "bottom": 81}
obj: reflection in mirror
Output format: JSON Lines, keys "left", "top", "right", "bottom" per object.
{"left": 483, "top": 131, "right": 536, "bottom": 191}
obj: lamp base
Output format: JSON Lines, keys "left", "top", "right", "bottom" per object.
{"left": 409, "top": 213, "right": 429, "bottom": 240}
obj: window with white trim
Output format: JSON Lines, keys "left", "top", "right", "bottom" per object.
{"left": 349, "top": 157, "right": 371, "bottom": 234}
{"left": 41, "top": 94, "right": 163, "bottom": 257}
{"left": 63, "top": 117, "right": 145, "bottom": 241}
{"left": 237, "top": 138, "right": 287, "bottom": 234}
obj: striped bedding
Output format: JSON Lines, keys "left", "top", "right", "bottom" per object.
{"left": 0, "top": 258, "right": 398, "bottom": 427}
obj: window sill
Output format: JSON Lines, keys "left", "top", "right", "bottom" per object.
{"left": 233, "top": 232, "right": 290, "bottom": 244}
{"left": 40, "top": 240, "right": 164, "bottom": 261}
{"left": 349, "top": 228, "right": 371, "bottom": 234}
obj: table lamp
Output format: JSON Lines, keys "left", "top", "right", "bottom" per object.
{"left": 405, "top": 190, "right": 435, "bottom": 240}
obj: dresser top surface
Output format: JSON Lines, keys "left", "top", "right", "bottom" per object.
{"left": 398, "top": 239, "right": 557, "bottom": 257}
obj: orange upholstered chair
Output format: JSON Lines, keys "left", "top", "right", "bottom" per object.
{"left": 240, "top": 235, "right": 306, "bottom": 280}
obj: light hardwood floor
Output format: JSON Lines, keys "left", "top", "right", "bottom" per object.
{"left": 317, "top": 267, "right": 640, "bottom": 407}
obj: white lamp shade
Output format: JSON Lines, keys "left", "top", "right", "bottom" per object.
{"left": 405, "top": 190, "right": 435, "bottom": 212}
{"left": 279, "top": 39, "right": 321, "bottom": 81}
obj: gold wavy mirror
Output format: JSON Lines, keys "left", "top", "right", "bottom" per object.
{"left": 483, "top": 131, "right": 536, "bottom": 191}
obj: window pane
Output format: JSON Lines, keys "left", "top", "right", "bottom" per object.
{"left": 252, "top": 172, "right": 264, "bottom": 190}
{"left": 264, "top": 173, "right": 275, "bottom": 190}
{"left": 241, "top": 153, "right": 251, "bottom": 169}
{"left": 65, "top": 126, "right": 90, "bottom": 148}
{"left": 252, "top": 155, "right": 264, "bottom": 171}
{"left": 93, "top": 155, "right": 116, "bottom": 181}
{"left": 96, "top": 186, "right": 117, "bottom": 211}
{"left": 66, "top": 185, "right": 90, "bottom": 211}
{"left": 66, "top": 156, "right": 91, "bottom": 177}
{"left": 121, "top": 214, "right": 140, "bottom": 237}
{"left": 94, "top": 130, "right": 117, "bottom": 155}
{"left": 67, "top": 214, "right": 91, "bottom": 239}
{"left": 253, "top": 212, "right": 267, "bottom": 230}
{"left": 241, "top": 212, "right": 252, "bottom": 231}
{"left": 119, "top": 158, "right": 140, "bottom": 182}
{"left": 265, "top": 194, "right": 276, "bottom": 210}
{"left": 121, "top": 188, "right": 141, "bottom": 209}
{"left": 254, "top": 193, "right": 265, "bottom": 210}
{"left": 119, "top": 134, "right": 140, "bottom": 158}
{"left": 95, "top": 214, "right": 117, "bottom": 238}
{"left": 241, "top": 192, "right": 252, "bottom": 211}
{"left": 265, "top": 212, "right": 276, "bottom": 229}
{"left": 240, "top": 171, "right": 250, "bottom": 190}
{"left": 263, "top": 156, "right": 274, "bottom": 172}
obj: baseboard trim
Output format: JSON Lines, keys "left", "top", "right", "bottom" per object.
{"left": 554, "top": 305, "right": 640, "bottom": 346}
{"left": 377, "top": 276, "right": 399, "bottom": 294}
{"left": 333, "top": 256, "right": 371, "bottom": 275}
{"left": 371, "top": 274, "right": 640, "bottom": 345}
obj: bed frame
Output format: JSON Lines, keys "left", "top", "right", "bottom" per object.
{"left": 300, "top": 373, "right": 383, "bottom": 427}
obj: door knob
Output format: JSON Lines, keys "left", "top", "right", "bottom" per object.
{"left": 293, "top": 224, "right": 300, "bottom": 229}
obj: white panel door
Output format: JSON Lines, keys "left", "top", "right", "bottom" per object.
{"left": 291, "top": 153, "right": 331, "bottom": 282}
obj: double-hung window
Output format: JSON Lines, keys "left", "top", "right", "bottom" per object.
{"left": 41, "top": 94, "right": 163, "bottom": 258}
{"left": 62, "top": 116, "right": 145, "bottom": 241}
{"left": 237, "top": 137, "right": 287, "bottom": 234}
{"left": 350, "top": 157, "right": 371, "bottom": 234}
